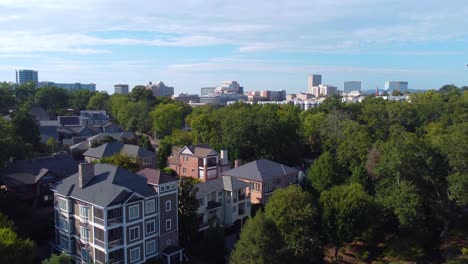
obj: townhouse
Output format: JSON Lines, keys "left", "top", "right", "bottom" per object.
{"left": 53, "top": 163, "right": 182, "bottom": 264}
{"left": 83, "top": 142, "right": 156, "bottom": 170}
{"left": 167, "top": 144, "right": 230, "bottom": 182}
{"left": 221, "top": 159, "right": 303, "bottom": 205}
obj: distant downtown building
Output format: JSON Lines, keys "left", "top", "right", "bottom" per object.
{"left": 16, "top": 69, "right": 38, "bottom": 84}
{"left": 307, "top": 74, "right": 322, "bottom": 93}
{"left": 200, "top": 87, "right": 216, "bottom": 96}
{"left": 385, "top": 81, "right": 408, "bottom": 92}
{"left": 38, "top": 82, "right": 96, "bottom": 92}
{"left": 145, "top": 81, "right": 174, "bottom": 97}
{"left": 343, "top": 81, "right": 362, "bottom": 93}
{"left": 114, "top": 84, "right": 129, "bottom": 95}
{"left": 310, "top": 84, "right": 338, "bottom": 97}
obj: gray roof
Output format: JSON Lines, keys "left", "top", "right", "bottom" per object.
{"left": 137, "top": 168, "right": 177, "bottom": 185}
{"left": 2, "top": 153, "right": 80, "bottom": 178}
{"left": 221, "top": 159, "right": 299, "bottom": 182}
{"left": 54, "top": 163, "right": 156, "bottom": 208}
{"left": 222, "top": 176, "right": 250, "bottom": 192}
{"left": 182, "top": 144, "right": 218, "bottom": 158}
{"left": 83, "top": 142, "right": 155, "bottom": 159}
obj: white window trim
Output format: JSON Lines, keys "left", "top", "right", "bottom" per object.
{"left": 130, "top": 247, "right": 141, "bottom": 263}
{"left": 145, "top": 200, "right": 156, "bottom": 214}
{"left": 59, "top": 217, "right": 69, "bottom": 232}
{"left": 81, "top": 248, "right": 91, "bottom": 262}
{"left": 129, "top": 205, "right": 140, "bottom": 220}
{"left": 166, "top": 219, "right": 172, "bottom": 231}
{"left": 165, "top": 200, "right": 171, "bottom": 212}
{"left": 80, "top": 227, "right": 90, "bottom": 243}
{"left": 79, "top": 205, "right": 89, "bottom": 221}
{"left": 146, "top": 240, "right": 157, "bottom": 255}
{"left": 59, "top": 198, "right": 68, "bottom": 211}
{"left": 146, "top": 220, "right": 156, "bottom": 235}
{"left": 129, "top": 226, "right": 140, "bottom": 242}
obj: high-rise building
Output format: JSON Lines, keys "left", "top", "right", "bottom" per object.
{"left": 16, "top": 69, "right": 38, "bottom": 84}
{"left": 343, "top": 81, "right": 362, "bottom": 93}
{"left": 200, "top": 87, "right": 216, "bottom": 96}
{"left": 385, "top": 81, "right": 408, "bottom": 92}
{"left": 310, "top": 84, "right": 338, "bottom": 97}
{"left": 114, "top": 84, "right": 129, "bottom": 95}
{"left": 307, "top": 74, "right": 322, "bottom": 92}
{"left": 146, "top": 81, "right": 174, "bottom": 97}
{"left": 37, "top": 82, "right": 96, "bottom": 92}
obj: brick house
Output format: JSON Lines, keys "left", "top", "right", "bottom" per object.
{"left": 221, "top": 159, "right": 303, "bottom": 205}
{"left": 53, "top": 163, "right": 182, "bottom": 264}
{"left": 167, "top": 145, "right": 230, "bottom": 182}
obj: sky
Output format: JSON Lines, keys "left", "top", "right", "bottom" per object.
{"left": 0, "top": 0, "right": 467, "bottom": 94}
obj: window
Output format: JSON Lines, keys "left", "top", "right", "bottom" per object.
{"left": 198, "top": 197, "right": 205, "bottom": 206}
{"left": 146, "top": 240, "right": 157, "bottom": 255}
{"left": 129, "top": 205, "right": 139, "bottom": 220}
{"left": 130, "top": 248, "right": 141, "bottom": 263}
{"left": 165, "top": 200, "right": 171, "bottom": 212}
{"left": 146, "top": 220, "right": 156, "bottom": 235}
{"left": 59, "top": 217, "right": 68, "bottom": 232}
{"left": 145, "top": 200, "right": 155, "bottom": 214}
{"left": 218, "top": 191, "right": 223, "bottom": 197}
{"left": 166, "top": 219, "right": 171, "bottom": 231}
{"left": 160, "top": 186, "right": 165, "bottom": 192}
{"left": 182, "top": 167, "right": 187, "bottom": 174}
{"left": 79, "top": 205, "right": 89, "bottom": 221}
{"left": 129, "top": 226, "right": 140, "bottom": 241}
{"left": 58, "top": 198, "right": 68, "bottom": 211}
{"left": 81, "top": 248, "right": 91, "bottom": 262}
{"left": 60, "top": 236, "right": 69, "bottom": 252}
{"left": 232, "top": 206, "right": 236, "bottom": 213}
{"left": 191, "top": 168, "right": 195, "bottom": 173}
{"left": 143, "top": 159, "right": 152, "bottom": 166}
{"left": 80, "top": 227, "right": 90, "bottom": 243}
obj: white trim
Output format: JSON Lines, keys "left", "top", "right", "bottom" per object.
{"left": 128, "top": 204, "right": 140, "bottom": 220}
{"left": 165, "top": 219, "right": 172, "bottom": 231}
{"left": 165, "top": 200, "right": 171, "bottom": 212}
{"left": 129, "top": 247, "right": 141, "bottom": 263}
{"left": 145, "top": 220, "right": 156, "bottom": 235}
{"left": 145, "top": 240, "right": 157, "bottom": 255}
{"left": 129, "top": 226, "right": 140, "bottom": 242}
{"left": 145, "top": 199, "right": 156, "bottom": 214}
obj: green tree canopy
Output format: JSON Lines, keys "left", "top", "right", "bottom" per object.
{"left": 178, "top": 177, "right": 199, "bottom": 247}
{"left": 35, "top": 86, "right": 70, "bottom": 113}
{"left": 98, "top": 153, "right": 139, "bottom": 172}
{"left": 230, "top": 211, "right": 286, "bottom": 264}
{"left": 11, "top": 110, "right": 41, "bottom": 150}
{"left": 87, "top": 92, "right": 110, "bottom": 110}
{"left": 150, "top": 103, "right": 185, "bottom": 137}
{"left": 0, "top": 227, "right": 35, "bottom": 264}
{"left": 307, "top": 151, "right": 342, "bottom": 193}
{"left": 69, "top": 89, "right": 94, "bottom": 110}
{"left": 42, "top": 254, "right": 72, "bottom": 264}
{"left": 265, "top": 185, "right": 323, "bottom": 262}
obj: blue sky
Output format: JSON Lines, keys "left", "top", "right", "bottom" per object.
{"left": 0, "top": 0, "right": 467, "bottom": 94}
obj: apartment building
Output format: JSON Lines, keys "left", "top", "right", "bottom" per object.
{"left": 167, "top": 145, "right": 230, "bottom": 182}
{"left": 195, "top": 176, "right": 251, "bottom": 231}
{"left": 53, "top": 163, "right": 182, "bottom": 264}
{"left": 221, "top": 159, "right": 303, "bottom": 205}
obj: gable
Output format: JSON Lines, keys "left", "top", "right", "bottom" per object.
{"left": 180, "top": 146, "right": 194, "bottom": 156}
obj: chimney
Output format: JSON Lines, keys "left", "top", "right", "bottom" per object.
{"left": 220, "top": 150, "right": 229, "bottom": 165}
{"left": 234, "top": 159, "right": 241, "bottom": 168}
{"left": 78, "top": 163, "right": 94, "bottom": 188}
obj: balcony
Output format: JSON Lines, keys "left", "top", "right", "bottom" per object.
{"left": 108, "top": 239, "right": 122, "bottom": 249}
{"left": 107, "top": 216, "right": 122, "bottom": 227}
{"left": 206, "top": 201, "right": 222, "bottom": 211}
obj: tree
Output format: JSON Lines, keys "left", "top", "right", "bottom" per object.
{"left": 157, "top": 138, "right": 172, "bottom": 170}
{"left": 42, "top": 254, "right": 72, "bottom": 264}
{"left": 178, "top": 177, "right": 199, "bottom": 248}
{"left": 46, "top": 137, "right": 58, "bottom": 153}
{"left": 447, "top": 173, "right": 468, "bottom": 206}
{"left": 0, "top": 83, "right": 16, "bottom": 114}
{"left": 69, "top": 89, "right": 94, "bottom": 110}
{"left": 129, "top": 85, "right": 154, "bottom": 102}
{"left": 265, "top": 185, "right": 323, "bottom": 262}
{"left": 0, "top": 227, "right": 35, "bottom": 264}
{"left": 307, "top": 151, "right": 342, "bottom": 193}
{"left": 99, "top": 153, "right": 139, "bottom": 172}
{"left": 320, "top": 183, "right": 374, "bottom": 259}
{"left": 168, "top": 129, "right": 193, "bottom": 147}
{"left": 87, "top": 92, "right": 110, "bottom": 110}
{"left": 150, "top": 103, "right": 185, "bottom": 137}
{"left": 230, "top": 211, "right": 286, "bottom": 264}
{"left": 35, "top": 86, "right": 70, "bottom": 113}
{"left": 11, "top": 110, "right": 41, "bottom": 150}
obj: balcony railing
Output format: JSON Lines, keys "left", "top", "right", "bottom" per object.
{"left": 94, "top": 238, "right": 105, "bottom": 248}
{"left": 107, "top": 216, "right": 122, "bottom": 227}
{"left": 108, "top": 239, "right": 122, "bottom": 249}
{"left": 94, "top": 217, "right": 104, "bottom": 226}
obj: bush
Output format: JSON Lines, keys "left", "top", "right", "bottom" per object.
{"left": 462, "top": 247, "right": 468, "bottom": 255}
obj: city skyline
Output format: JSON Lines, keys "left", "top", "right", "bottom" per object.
{"left": 0, "top": 1, "right": 467, "bottom": 94}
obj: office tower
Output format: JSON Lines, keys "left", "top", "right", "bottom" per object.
{"left": 114, "top": 84, "right": 129, "bottom": 94}
{"left": 307, "top": 74, "right": 322, "bottom": 93}
{"left": 384, "top": 81, "right": 408, "bottom": 92}
{"left": 343, "top": 81, "right": 362, "bottom": 93}
{"left": 37, "top": 82, "right": 96, "bottom": 92}
{"left": 201, "top": 87, "right": 216, "bottom": 95}
{"left": 146, "top": 81, "right": 174, "bottom": 97}
{"left": 16, "top": 69, "right": 38, "bottom": 84}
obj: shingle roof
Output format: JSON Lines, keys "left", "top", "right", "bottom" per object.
{"left": 137, "top": 168, "right": 177, "bottom": 185}
{"left": 54, "top": 164, "right": 156, "bottom": 207}
{"left": 221, "top": 159, "right": 299, "bottom": 182}
{"left": 83, "top": 142, "right": 155, "bottom": 159}
{"left": 2, "top": 153, "right": 80, "bottom": 178}
{"left": 182, "top": 144, "right": 218, "bottom": 158}
{"left": 222, "top": 176, "right": 250, "bottom": 192}
{"left": 195, "top": 177, "right": 224, "bottom": 198}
